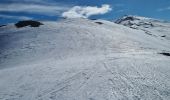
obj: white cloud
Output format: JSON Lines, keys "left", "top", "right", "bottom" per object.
{"left": 1, "top": 0, "right": 58, "bottom": 5}
{"left": 0, "top": 3, "right": 70, "bottom": 16}
{"left": 62, "top": 4, "right": 112, "bottom": 18}
{"left": 157, "top": 6, "right": 170, "bottom": 11}
{"left": 0, "top": 14, "right": 32, "bottom": 20}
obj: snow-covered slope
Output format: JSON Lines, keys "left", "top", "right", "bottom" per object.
{"left": 0, "top": 17, "right": 170, "bottom": 100}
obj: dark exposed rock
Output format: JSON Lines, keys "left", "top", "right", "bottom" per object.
{"left": 161, "top": 35, "right": 166, "bottom": 37}
{"left": 123, "top": 16, "right": 135, "bottom": 21}
{"left": 159, "top": 52, "right": 170, "bottom": 56}
{"left": 15, "top": 20, "right": 43, "bottom": 28}
{"left": 95, "top": 22, "right": 103, "bottom": 25}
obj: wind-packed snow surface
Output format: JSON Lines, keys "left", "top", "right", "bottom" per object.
{"left": 0, "top": 17, "right": 170, "bottom": 100}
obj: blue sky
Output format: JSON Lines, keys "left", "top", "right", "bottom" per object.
{"left": 0, "top": 0, "right": 170, "bottom": 25}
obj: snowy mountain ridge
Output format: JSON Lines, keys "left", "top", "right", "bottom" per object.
{"left": 115, "top": 15, "right": 170, "bottom": 39}
{"left": 0, "top": 16, "right": 170, "bottom": 100}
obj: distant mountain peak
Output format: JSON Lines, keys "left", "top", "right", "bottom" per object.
{"left": 115, "top": 15, "right": 153, "bottom": 23}
{"left": 115, "top": 15, "right": 156, "bottom": 29}
{"left": 115, "top": 15, "right": 170, "bottom": 39}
